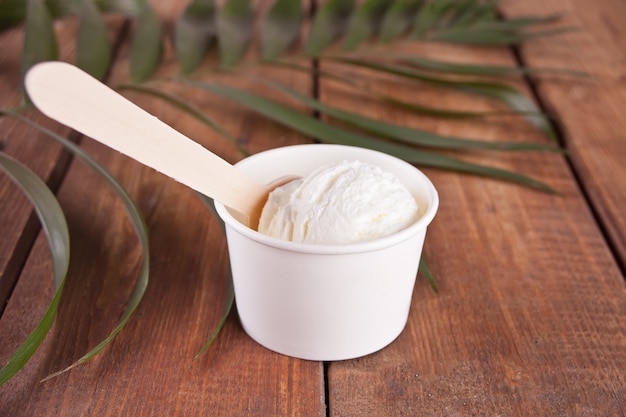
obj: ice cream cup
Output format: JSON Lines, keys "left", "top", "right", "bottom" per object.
{"left": 215, "top": 144, "right": 438, "bottom": 361}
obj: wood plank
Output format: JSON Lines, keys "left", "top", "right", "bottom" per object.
{"left": 0, "top": 23, "right": 75, "bottom": 311}
{"left": 319, "top": 28, "right": 626, "bottom": 417}
{"left": 1, "top": 1, "right": 325, "bottom": 415}
{"left": 500, "top": 0, "right": 626, "bottom": 270}
{"left": 0, "top": 14, "right": 125, "bottom": 311}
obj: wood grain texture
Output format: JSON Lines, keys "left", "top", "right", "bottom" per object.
{"left": 2, "top": 0, "right": 625, "bottom": 416}
{"left": 1, "top": 141, "right": 323, "bottom": 416}
{"left": 1, "top": 1, "right": 324, "bottom": 415}
{"left": 0, "top": 12, "right": 126, "bottom": 310}
{"left": 0, "top": 24, "right": 74, "bottom": 310}
{"left": 319, "top": 14, "right": 626, "bottom": 417}
{"left": 500, "top": 0, "right": 626, "bottom": 270}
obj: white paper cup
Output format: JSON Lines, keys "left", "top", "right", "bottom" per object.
{"left": 215, "top": 144, "right": 438, "bottom": 361}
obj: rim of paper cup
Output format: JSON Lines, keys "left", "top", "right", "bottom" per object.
{"left": 214, "top": 144, "right": 439, "bottom": 255}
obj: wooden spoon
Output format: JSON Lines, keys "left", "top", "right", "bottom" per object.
{"left": 25, "top": 61, "right": 285, "bottom": 228}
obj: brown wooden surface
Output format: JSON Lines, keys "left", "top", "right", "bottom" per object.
{"left": 320, "top": 2, "right": 626, "bottom": 412}
{"left": 500, "top": 0, "right": 626, "bottom": 272}
{"left": 1, "top": 1, "right": 625, "bottom": 416}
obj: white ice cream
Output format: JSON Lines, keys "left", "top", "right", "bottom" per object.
{"left": 258, "top": 160, "right": 419, "bottom": 244}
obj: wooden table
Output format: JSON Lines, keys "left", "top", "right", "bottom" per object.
{"left": 1, "top": 1, "right": 625, "bottom": 415}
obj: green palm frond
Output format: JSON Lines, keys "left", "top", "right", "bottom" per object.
{"left": 175, "top": 0, "right": 217, "bottom": 74}
{"left": 1, "top": 110, "right": 150, "bottom": 385}
{"left": 130, "top": 1, "right": 163, "bottom": 82}
{"left": 261, "top": 0, "right": 303, "bottom": 60}
{"left": 0, "top": 151, "right": 70, "bottom": 386}
{"left": 12, "top": 0, "right": 573, "bottom": 159}
{"left": 77, "top": 0, "right": 111, "bottom": 80}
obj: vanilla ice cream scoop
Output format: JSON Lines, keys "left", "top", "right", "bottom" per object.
{"left": 258, "top": 160, "right": 419, "bottom": 244}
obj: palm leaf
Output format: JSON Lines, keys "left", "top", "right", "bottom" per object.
{"left": 5, "top": 112, "right": 150, "bottom": 382}
{"left": 446, "top": 0, "right": 486, "bottom": 27}
{"left": 45, "top": 0, "right": 81, "bottom": 17}
{"left": 191, "top": 273, "right": 234, "bottom": 362}
{"left": 400, "top": 55, "right": 589, "bottom": 78}
{"left": 330, "top": 57, "right": 557, "bottom": 140}
{"left": 77, "top": 0, "right": 111, "bottom": 80}
{"left": 419, "top": 258, "right": 437, "bottom": 293}
{"left": 412, "top": 0, "right": 568, "bottom": 43}
{"left": 254, "top": 76, "right": 560, "bottom": 153}
{"left": 342, "top": 0, "right": 391, "bottom": 50}
{"left": 175, "top": 0, "right": 216, "bottom": 74}
{"left": 21, "top": 0, "right": 58, "bottom": 94}
{"left": 184, "top": 80, "right": 555, "bottom": 193}
{"left": 0, "top": 151, "right": 70, "bottom": 387}
{"left": 190, "top": 195, "right": 235, "bottom": 362}
{"left": 0, "top": 0, "right": 29, "bottom": 29}
{"left": 425, "top": 25, "right": 575, "bottom": 45}
{"left": 97, "top": 0, "right": 143, "bottom": 15}
{"left": 216, "top": 0, "right": 253, "bottom": 68}
{"left": 413, "top": 0, "right": 455, "bottom": 37}
{"left": 130, "top": 1, "right": 162, "bottom": 82}
{"left": 268, "top": 59, "right": 546, "bottom": 120}
{"left": 261, "top": 0, "right": 302, "bottom": 61}
{"left": 306, "top": 0, "right": 355, "bottom": 56}
{"left": 379, "top": 0, "right": 423, "bottom": 43}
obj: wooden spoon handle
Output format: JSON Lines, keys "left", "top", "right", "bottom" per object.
{"left": 25, "top": 61, "right": 268, "bottom": 218}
